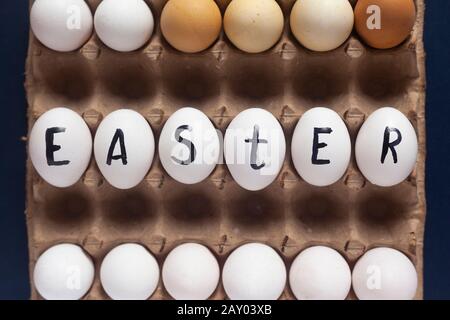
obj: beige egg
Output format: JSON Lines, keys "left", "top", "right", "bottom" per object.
{"left": 224, "top": 0, "right": 284, "bottom": 53}
{"left": 161, "top": 0, "right": 222, "bottom": 53}
{"left": 290, "top": 0, "right": 354, "bottom": 52}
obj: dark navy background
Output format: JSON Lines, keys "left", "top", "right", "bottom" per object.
{"left": 0, "top": 2, "right": 449, "bottom": 300}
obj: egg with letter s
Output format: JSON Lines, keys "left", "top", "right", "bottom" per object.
{"left": 355, "top": 107, "right": 418, "bottom": 187}
{"left": 29, "top": 107, "right": 92, "bottom": 188}
{"left": 291, "top": 107, "right": 351, "bottom": 186}
{"left": 94, "top": 109, "right": 155, "bottom": 190}
{"left": 159, "top": 108, "right": 220, "bottom": 184}
{"left": 224, "top": 108, "right": 286, "bottom": 191}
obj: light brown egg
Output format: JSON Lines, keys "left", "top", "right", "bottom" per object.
{"left": 224, "top": 0, "right": 284, "bottom": 53}
{"left": 161, "top": 0, "right": 222, "bottom": 53}
{"left": 355, "top": 0, "right": 416, "bottom": 49}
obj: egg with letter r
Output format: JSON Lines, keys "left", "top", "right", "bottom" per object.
{"left": 94, "top": 109, "right": 155, "bottom": 189}
{"left": 355, "top": 107, "right": 418, "bottom": 187}
{"left": 224, "top": 108, "right": 286, "bottom": 191}
{"left": 291, "top": 107, "right": 351, "bottom": 187}
{"left": 29, "top": 107, "right": 92, "bottom": 188}
{"left": 158, "top": 108, "right": 220, "bottom": 185}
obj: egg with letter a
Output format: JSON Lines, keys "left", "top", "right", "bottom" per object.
{"left": 291, "top": 107, "right": 351, "bottom": 187}
{"left": 29, "top": 107, "right": 92, "bottom": 188}
{"left": 159, "top": 108, "right": 220, "bottom": 184}
{"left": 224, "top": 108, "right": 286, "bottom": 191}
{"left": 355, "top": 107, "right": 418, "bottom": 187}
{"left": 94, "top": 109, "right": 155, "bottom": 190}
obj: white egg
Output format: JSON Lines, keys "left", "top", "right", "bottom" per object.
{"left": 94, "top": 0, "right": 154, "bottom": 52}
{"left": 352, "top": 247, "right": 418, "bottom": 300}
{"left": 291, "top": 107, "right": 351, "bottom": 186}
{"left": 224, "top": 108, "right": 286, "bottom": 191}
{"left": 33, "top": 244, "right": 95, "bottom": 300}
{"left": 100, "top": 243, "right": 160, "bottom": 300}
{"left": 290, "top": 0, "right": 354, "bottom": 52}
{"left": 289, "top": 246, "right": 351, "bottom": 300}
{"left": 162, "top": 243, "right": 220, "bottom": 300}
{"left": 29, "top": 107, "right": 92, "bottom": 188}
{"left": 159, "top": 108, "right": 221, "bottom": 185}
{"left": 355, "top": 107, "right": 418, "bottom": 187}
{"left": 30, "top": 0, "right": 93, "bottom": 52}
{"left": 94, "top": 109, "right": 155, "bottom": 190}
{"left": 222, "top": 243, "right": 287, "bottom": 300}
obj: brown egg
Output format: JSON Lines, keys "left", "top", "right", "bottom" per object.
{"left": 161, "top": 0, "right": 222, "bottom": 53}
{"left": 355, "top": 0, "right": 416, "bottom": 49}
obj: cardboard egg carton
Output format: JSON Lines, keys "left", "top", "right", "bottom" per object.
{"left": 25, "top": 0, "right": 426, "bottom": 299}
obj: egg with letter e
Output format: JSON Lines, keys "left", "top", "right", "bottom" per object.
{"left": 355, "top": 107, "right": 418, "bottom": 187}
{"left": 94, "top": 109, "right": 155, "bottom": 189}
{"left": 29, "top": 107, "right": 92, "bottom": 188}
{"left": 291, "top": 107, "right": 351, "bottom": 186}
{"left": 159, "top": 108, "right": 220, "bottom": 184}
{"left": 224, "top": 108, "right": 286, "bottom": 191}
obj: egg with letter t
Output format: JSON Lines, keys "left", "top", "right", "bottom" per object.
{"left": 224, "top": 108, "right": 286, "bottom": 191}
{"left": 355, "top": 107, "right": 418, "bottom": 187}
{"left": 94, "top": 109, "right": 155, "bottom": 189}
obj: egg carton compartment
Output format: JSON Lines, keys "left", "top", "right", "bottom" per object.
{"left": 25, "top": 0, "right": 426, "bottom": 300}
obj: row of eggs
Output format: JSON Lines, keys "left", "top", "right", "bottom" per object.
{"left": 34, "top": 242, "right": 418, "bottom": 300}
{"left": 31, "top": 0, "right": 416, "bottom": 53}
{"left": 29, "top": 107, "right": 418, "bottom": 191}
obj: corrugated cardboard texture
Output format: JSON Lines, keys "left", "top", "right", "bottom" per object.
{"left": 25, "top": 0, "right": 426, "bottom": 300}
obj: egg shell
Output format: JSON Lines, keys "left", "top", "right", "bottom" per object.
{"left": 352, "top": 247, "right": 418, "bottom": 300}
{"left": 289, "top": 246, "right": 351, "bottom": 300}
{"left": 355, "top": 107, "right": 418, "bottom": 187}
{"left": 30, "top": 0, "right": 93, "bottom": 52}
{"left": 162, "top": 243, "right": 220, "bottom": 300}
{"left": 224, "top": 108, "right": 286, "bottom": 191}
{"left": 94, "top": 0, "right": 155, "bottom": 52}
{"left": 355, "top": 0, "right": 416, "bottom": 49}
{"left": 94, "top": 109, "right": 155, "bottom": 190}
{"left": 29, "top": 107, "right": 92, "bottom": 188}
{"left": 33, "top": 244, "right": 95, "bottom": 300}
{"left": 290, "top": 0, "right": 354, "bottom": 52}
{"left": 222, "top": 243, "right": 287, "bottom": 300}
{"left": 100, "top": 243, "right": 160, "bottom": 300}
{"left": 291, "top": 107, "right": 351, "bottom": 187}
{"left": 159, "top": 108, "right": 221, "bottom": 185}
{"left": 161, "top": 0, "right": 222, "bottom": 53}
{"left": 224, "top": 0, "right": 284, "bottom": 53}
